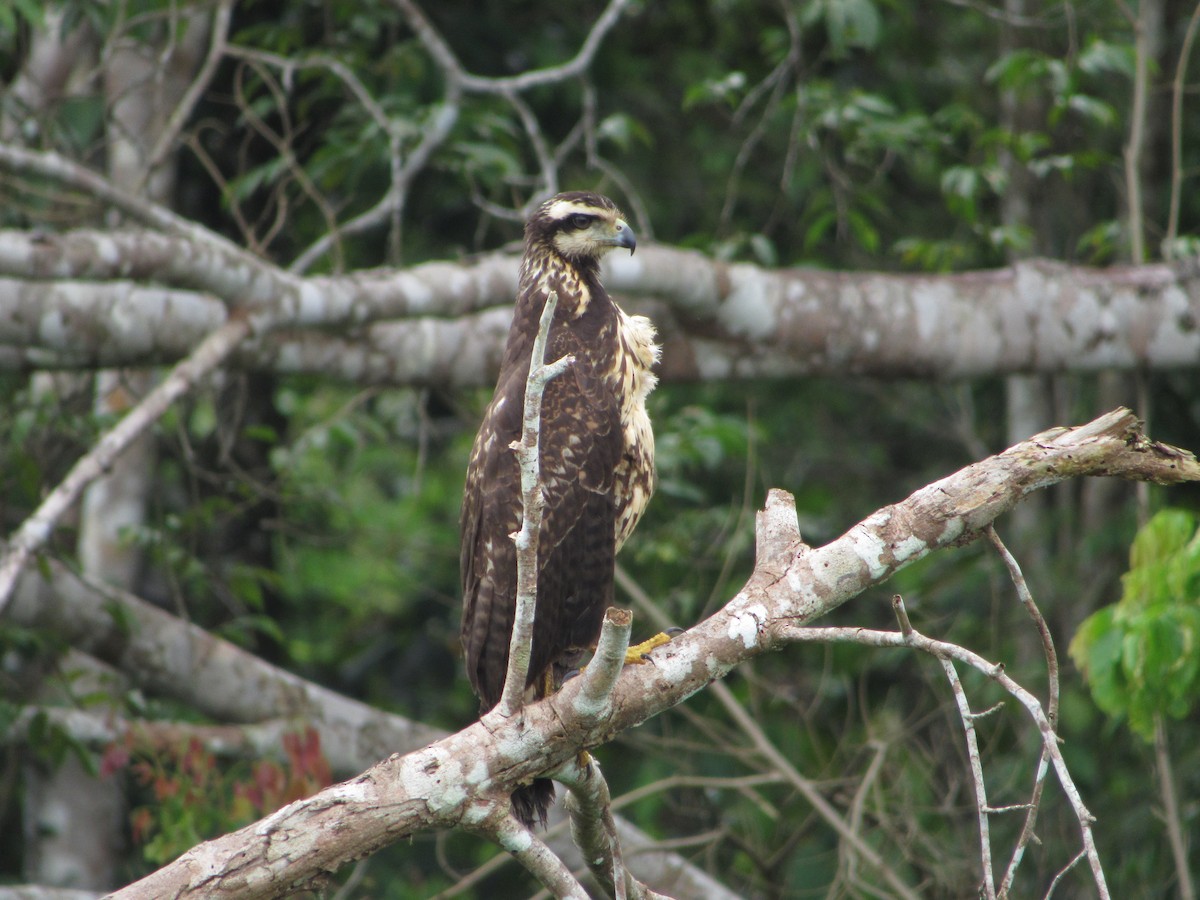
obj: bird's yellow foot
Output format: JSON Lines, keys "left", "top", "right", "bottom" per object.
{"left": 623, "top": 630, "right": 673, "bottom": 664}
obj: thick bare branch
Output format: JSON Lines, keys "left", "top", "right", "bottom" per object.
{"left": 98, "top": 408, "right": 1192, "bottom": 899}
{"left": 3, "top": 224, "right": 1200, "bottom": 380}
{"left": 7, "top": 559, "right": 442, "bottom": 774}
{"left": 6, "top": 560, "right": 733, "bottom": 899}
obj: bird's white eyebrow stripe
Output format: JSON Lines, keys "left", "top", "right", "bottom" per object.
{"left": 543, "top": 198, "right": 612, "bottom": 221}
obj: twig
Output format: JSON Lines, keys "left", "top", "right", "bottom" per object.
{"left": 1123, "top": 0, "right": 1150, "bottom": 263}
{"left": 0, "top": 315, "right": 253, "bottom": 614}
{"left": 215, "top": 44, "right": 466, "bottom": 272}
{"left": 496, "top": 290, "right": 574, "bottom": 718}
{"left": 841, "top": 739, "right": 887, "bottom": 889}
{"left": 987, "top": 526, "right": 1057, "bottom": 897}
{"left": 466, "top": 813, "right": 589, "bottom": 899}
{"left": 1154, "top": 716, "right": 1196, "bottom": 900}
{"left": 897, "top": 593, "right": 995, "bottom": 896}
{"left": 709, "top": 679, "right": 922, "bottom": 900}
{"left": 143, "top": 0, "right": 235, "bottom": 177}
{"left": 1043, "top": 848, "right": 1086, "bottom": 899}
{"left": 775, "top": 623, "right": 1111, "bottom": 899}
{"left": 392, "top": 0, "right": 632, "bottom": 95}
{"left": 943, "top": 657, "right": 996, "bottom": 897}
{"left": 1164, "top": 1, "right": 1200, "bottom": 255}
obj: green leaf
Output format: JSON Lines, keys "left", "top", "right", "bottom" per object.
{"left": 1129, "top": 509, "right": 1198, "bottom": 570}
{"left": 1071, "top": 509, "right": 1200, "bottom": 743}
{"left": 984, "top": 48, "right": 1049, "bottom": 91}
{"left": 682, "top": 71, "right": 747, "bottom": 110}
{"left": 804, "top": 0, "right": 882, "bottom": 56}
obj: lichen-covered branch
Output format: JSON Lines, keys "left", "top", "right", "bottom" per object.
{"left": 6, "top": 559, "right": 442, "bottom": 774}
{"left": 6, "top": 559, "right": 729, "bottom": 898}
{"left": 3, "top": 223, "right": 1199, "bottom": 381}
{"left": 100, "top": 408, "right": 1196, "bottom": 899}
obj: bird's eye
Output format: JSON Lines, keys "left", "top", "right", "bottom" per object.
{"left": 569, "top": 214, "right": 593, "bottom": 229}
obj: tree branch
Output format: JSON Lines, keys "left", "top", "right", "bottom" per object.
{"left": 6, "top": 559, "right": 733, "bottom": 898}
{"left": 4, "top": 222, "right": 1200, "bottom": 381}
{"left": 988, "top": 525, "right": 1058, "bottom": 899}
{"left": 773, "top": 621, "right": 1110, "bottom": 898}
{"left": 465, "top": 813, "right": 589, "bottom": 899}
{"left": 142, "top": 0, "right": 235, "bottom": 177}
{"left": 7, "top": 559, "right": 442, "bottom": 774}
{"left": 96, "top": 408, "right": 1192, "bottom": 898}
{"left": 391, "top": 0, "right": 633, "bottom": 95}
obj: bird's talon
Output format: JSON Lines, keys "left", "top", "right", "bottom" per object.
{"left": 623, "top": 630, "right": 674, "bottom": 664}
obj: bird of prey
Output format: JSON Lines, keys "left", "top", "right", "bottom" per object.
{"left": 460, "top": 191, "right": 660, "bottom": 828}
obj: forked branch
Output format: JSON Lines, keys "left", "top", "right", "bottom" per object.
{"left": 99, "top": 409, "right": 1196, "bottom": 899}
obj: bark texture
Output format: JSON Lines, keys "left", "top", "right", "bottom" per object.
{"left": 101, "top": 408, "right": 1199, "bottom": 900}
{"left": 2, "top": 227, "right": 1199, "bottom": 383}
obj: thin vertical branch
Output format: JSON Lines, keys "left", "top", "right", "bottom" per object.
{"left": 1122, "top": 0, "right": 1151, "bottom": 263}
{"left": 1154, "top": 716, "right": 1196, "bottom": 900}
{"left": 940, "top": 656, "right": 996, "bottom": 899}
{"left": 143, "top": 0, "right": 235, "bottom": 177}
{"left": 1164, "top": 2, "right": 1200, "bottom": 255}
{"left": 496, "top": 291, "right": 574, "bottom": 718}
{"left": 904, "top": 588, "right": 995, "bottom": 897}
{"left": 986, "top": 526, "right": 1057, "bottom": 898}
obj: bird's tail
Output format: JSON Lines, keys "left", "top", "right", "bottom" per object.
{"left": 511, "top": 778, "right": 555, "bottom": 829}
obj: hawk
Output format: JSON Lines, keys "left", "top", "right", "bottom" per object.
{"left": 460, "top": 191, "right": 660, "bottom": 828}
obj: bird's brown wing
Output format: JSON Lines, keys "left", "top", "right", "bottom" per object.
{"left": 460, "top": 358, "right": 525, "bottom": 710}
{"left": 460, "top": 316, "right": 621, "bottom": 711}
{"left": 533, "top": 325, "right": 622, "bottom": 677}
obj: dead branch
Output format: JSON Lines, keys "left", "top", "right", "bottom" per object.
{"left": 97, "top": 408, "right": 1194, "bottom": 899}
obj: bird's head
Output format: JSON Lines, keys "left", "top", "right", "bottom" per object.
{"left": 526, "top": 191, "right": 637, "bottom": 264}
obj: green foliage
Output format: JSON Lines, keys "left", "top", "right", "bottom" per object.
{"left": 1070, "top": 510, "right": 1200, "bottom": 741}
{"left": 0, "top": 0, "right": 43, "bottom": 45}
{"left": 800, "top": 0, "right": 883, "bottom": 57}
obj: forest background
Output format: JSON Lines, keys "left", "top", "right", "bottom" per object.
{"left": 2, "top": 0, "right": 1200, "bottom": 897}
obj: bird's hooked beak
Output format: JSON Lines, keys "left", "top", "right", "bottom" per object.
{"left": 613, "top": 218, "right": 637, "bottom": 255}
